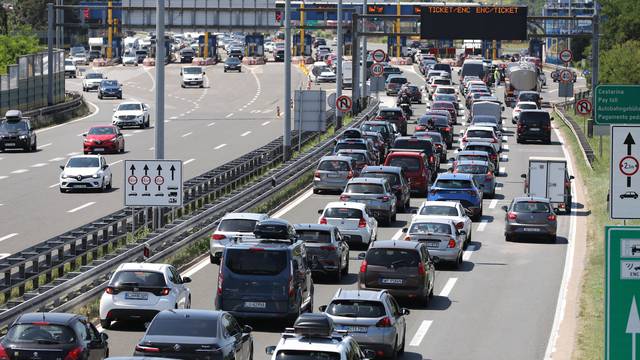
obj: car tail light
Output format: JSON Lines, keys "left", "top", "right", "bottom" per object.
{"left": 435, "top": 144, "right": 442, "bottom": 149}
{"left": 485, "top": 172, "right": 494, "bottom": 181}
{"left": 288, "top": 275, "right": 295, "bottom": 297}
{"left": 358, "top": 218, "right": 367, "bottom": 228}
{"left": 507, "top": 212, "right": 517, "bottom": 220}
{"left": 135, "top": 345, "right": 160, "bottom": 353}
{"left": 320, "top": 245, "right": 336, "bottom": 251}
{"left": 0, "top": 345, "right": 8, "bottom": 360}
{"left": 429, "top": 155, "right": 434, "bottom": 164}
{"left": 347, "top": 170, "right": 354, "bottom": 179}
{"left": 462, "top": 136, "right": 467, "bottom": 142}
{"left": 376, "top": 317, "right": 392, "bottom": 327}
{"left": 548, "top": 214, "right": 557, "bottom": 221}
{"left": 340, "top": 194, "right": 350, "bottom": 201}
{"left": 443, "top": 127, "right": 451, "bottom": 132}
{"left": 430, "top": 189, "right": 437, "bottom": 195}
{"left": 105, "top": 286, "right": 116, "bottom": 295}
{"left": 159, "top": 288, "right": 170, "bottom": 296}
{"left": 360, "top": 260, "right": 368, "bottom": 273}
{"left": 64, "top": 347, "right": 83, "bottom": 360}
{"left": 417, "top": 262, "right": 426, "bottom": 275}
{"left": 448, "top": 239, "right": 456, "bottom": 248}
{"left": 320, "top": 217, "right": 327, "bottom": 224}
{"left": 379, "top": 195, "right": 390, "bottom": 202}
{"left": 217, "top": 271, "right": 223, "bottom": 295}
{"left": 404, "top": 236, "right": 411, "bottom": 241}
{"left": 314, "top": 171, "right": 321, "bottom": 178}
{"left": 211, "top": 234, "right": 226, "bottom": 241}
{"left": 466, "top": 190, "right": 476, "bottom": 195}
{"left": 455, "top": 222, "right": 464, "bottom": 229}
{"left": 490, "top": 154, "right": 497, "bottom": 160}
{"left": 491, "top": 138, "right": 498, "bottom": 143}
{"left": 375, "top": 116, "right": 383, "bottom": 120}
{"left": 416, "top": 125, "right": 426, "bottom": 131}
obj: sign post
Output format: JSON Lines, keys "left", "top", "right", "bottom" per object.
{"left": 605, "top": 226, "right": 640, "bottom": 359}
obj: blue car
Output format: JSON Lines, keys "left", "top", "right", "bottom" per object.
{"left": 98, "top": 79, "right": 122, "bottom": 99}
{"left": 427, "top": 173, "right": 483, "bottom": 221}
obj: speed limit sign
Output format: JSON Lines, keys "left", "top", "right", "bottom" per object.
{"left": 559, "top": 69, "right": 574, "bottom": 83}
{"left": 371, "top": 63, "right": 384, "bottom": 77}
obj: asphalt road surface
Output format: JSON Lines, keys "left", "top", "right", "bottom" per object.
{"left": 98, "top": 60, "right": 585, "bottom": 360}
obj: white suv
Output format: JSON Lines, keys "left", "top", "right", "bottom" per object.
{"left": 112, "top": 101, "right": 150, "bottom": 128}
{"left": 318, "top": 202, "right": 378, "bottom": 247}
{"left": 99, "top": 262, "right": 192, "bottom": 329}
{"left": 209, "top": 212, "right": 269, "bottom": 263}
{"left": 266, "top": 313, "right": 373, "bottom": 360}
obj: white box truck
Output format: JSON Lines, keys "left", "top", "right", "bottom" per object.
{"left": 522, "top": 157, "right": 574, "bottom": 214}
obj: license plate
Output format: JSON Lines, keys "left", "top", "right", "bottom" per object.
{"left": 381, "top": 278, "right": 404, "bottom": 285}
{"left": 244, "top": 301, "right": 266, "bottom": 308}
{"left": 345, "top": 326, "right": 368, "bottom": 333}
{"left": 125, "top": 292, "right": 148, "bottom": 300}
{"left": 426, "top": 241, "right": 439, "bottom": 248}
{"left": 523, "top": 227, "right": 540, "bottom": 232}
{"left": 529, "top": 128, "right": 540, "bottom": 131}
{"left": 4, "top": 142, "right": 15, "bottom": 146}
{"left": 93, "top": 148, "right": 104, "bottom": 152}
{"left": 327, "top": 174, "right": 339, "bottom": 178}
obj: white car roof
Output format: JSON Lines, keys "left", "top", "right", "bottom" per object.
{"left": 516, "top": 101, "right": 538, "bottom": 107}
{"left": 69, "top": 154, "right": 102, "bottom": 160}
{"left": 325, "top": 201, "right": 367, "bottom": 210}
{"left": 275, "top": 337, "right": 346, "bottom": 353}
{"left": 467, "top": 125, "right": 495, "bottom": 132}
{"left": 419, "top": 201, "right": 459, "bottom": 208}
{"left": 221, "top": 213, "right": 268, "bottom": 221}
{"left": 118, "top": 101, "right": 144, "bottom": 106}
{"left": 410, "top": 215, "right": 455, "bottom": 225}
{"left": 116, "top": 262, "right": 168, "bottom": 272}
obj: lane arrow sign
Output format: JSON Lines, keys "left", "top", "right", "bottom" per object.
{"left": 129, "top": 164, "right": 135, "bottom": 176}
{"left": 625, "top": 133, "right": 635, "bottom": 156}
{"left": 627, "top": 296, "right": 640, "bottom": 360}
{"left": 157, "top": 164, "right": 163, "bottom": 176}
{"left": 143, "top": 164, "right": 149, "bottom": 176}
{"left": 170, "top": 165, "right": 176, "bottom": 181}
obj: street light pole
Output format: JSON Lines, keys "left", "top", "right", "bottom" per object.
{"left": 47, "top": 3, "right": 54, "bottom": 106}
{"left": 284, "top": 0, "right": 292, "bottom": 160}
{"left": 155, "top": 0, "right": 165, "bottom": 160}
{"left": 360, "top": 0, "right": 368, "bottom": 108}
{"left": 335, "top": 0, "right": 343, "bottom": 129}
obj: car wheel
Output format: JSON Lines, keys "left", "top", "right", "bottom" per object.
{"left": 98, "top": 94, "right": 102, "bottom": 99}
{"left": 455, "top": 254, "right": 463, "bottom": 269}
{"left": 59, "top": 187, "right": 66, "bottom": 193}
{"left": 399, "top": 329, "right": 406, "bottom": 354}
{"left": 118, "top": 95, "right": 122, "bottom": 99}
{"left": 83, "top": 151, "right": 88, "bottom": 155}
{"left": 335, "top": 263, "right": 342, "bottom": 282}
{"left": 548, "top": 234, "right": 557, "bottom": 243}
{"left": 505, "top": 233, "right": 513, "bottom": 242}
{"left": 390, "top": 338, "right": 399, "bottom": 360}
{"left": 181, "top": 84, "right": 185, "bottom": 88}
{"left": 313, "top": 188, "right": 320, "bottom": 194}
{"left": 404, "top": 198, "right": 410, "bottom": 213}
{"left": 100, "top": 179, "right": 106, "bottom": 192}
{"left": 120, "top": 144, "right": 125, "bottom": 153}
{"left": 342, "top": 256, "right": 349, "bottom": 275}
{"left": 100, "top": 319, "right": 111, "bottom": 329}
{"left": 106, "top": 177, "right": 112, "bottom": 190}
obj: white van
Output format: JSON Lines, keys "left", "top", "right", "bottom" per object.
{"left": 341, "top": 61, "right": 353, "bottom": 89}
{"left": 180, "top": 66, "right": 204, "bottom": 88}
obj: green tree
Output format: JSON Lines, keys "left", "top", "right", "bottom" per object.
{"left": 599, "top": 39, "right": 640, "bottom": 84}
{"left": 0, "top": 27, "right": 42, "bottom": 74}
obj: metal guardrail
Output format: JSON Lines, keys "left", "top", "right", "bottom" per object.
{"left": 0, "top": 99, "right": 379, "bottom": 329}
{"left": 553, "top": 90, "right": 594, "bottom": 168}
{"left": 22, "top": 91, "right": 84, "bottom": 129}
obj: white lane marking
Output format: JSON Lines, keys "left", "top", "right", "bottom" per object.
{"left": 11, "top": 169, "right": 28, "bottom": 174}
{"left": 489, "top": 199, "right": 499, "bottom": 209}
{"left": 0, "top": 176, "right": 8, "bottom": 180}
{"left": 67, "top": 152, "right": 80, "bottom": 156}
{"left": 463, "top": 244, "right": 478, "bottom": 262}
{"left": 31, "top": 163, "right": 47, "bottom": 168}
{"left": 123, "top": 134, "right": 132, "bottom": 137}
{"left": 263, "top": 109, "right": 273, "bottom": 114}
{"left": 409, "top": 320, "right": 433, "bottom": 347}
{"left": 392, "top": 228, "right": 404, "bottom": 240}
{"left": 207, "top": 122, "right": 216, "bottom": 127}
{"left": 179, "top": 113, "right": 185, "bottom": 117}
{"left": 186, "top": 110, "right": 192, "bottom": 114}
{"left": 439, "top": 277, "right": 458, "bottom": 298}
{"left": 183, "top": 258, "right": 210, "bottom": 278}
{"left": 182, "top": 132, "right": 193, "bottom": 138}
{"left": 49, "top": 183, "right": 59, "bottom": 188}
{"left": 501, "top": 154, "right": 509, "bottom": 161}
{"left": 273, "top": 189, "right": 314, "bottom": 217}
{"left": 67, "top": 202, "right": 96, "bottom": 213}
{"left": 39, "top": 143, "right": 53, "bottom": 149}
{"left": 476, "top": 220, "right": 489, "bottom": 232}
{"left": 502, "top": 136, "right": 508, "bottom": 141}
{"left": 165, "top": 120, "right": 171, "bottom": 123}
{"left": 240, "top": 131, "right": 251, "bottom": 137}
{"left": 0, "top": 157, "right": 3, "bottom": 161}
{"left": 226, "top": 113, "right": 234, "bottom": 118}
{"left": 503, "top": 144, "right": 510, "bottom": 150}
{"left": 170, "top": 116, "right": 177, "bottom": 120}
{"left": 499, "top": 167, "right": 506, "bottom": 174}
{"left": 184, "top": 158, "right": 195, "bottom": 165}
{"left": 110, "top": 160, "right": 123, "bottom": 166}
{"left": 214, "top": 144, "right": 227, "bottom": 150}
{"left": 544, "top": 113, "right": 580, "bottom": 360}
{"left": 261, "top": 121, "right": 271, "bottom": 126}
{"left": 133, "top": 130, "right": 143, "bottom": 133}
{"left": 0, "top": 253, "right": 10, "bottom": 260}
{"left": 0, "top": 233, "right": 18, "bottom": 243}
{"left": 49, "top": 157, "right": 65, "bottom": 162}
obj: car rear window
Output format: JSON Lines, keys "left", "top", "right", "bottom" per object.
{"left": 434, "top": 79, "right": 450, "bottom": 85}
{"left": 465, "top": 145, "right": 495, "bottom": 154}
{"left": 520, "top": 112, "right": 550, "bottom": 126}
{"left": 388, "top": 77, "right": 407, "bottom": 85}
{"left": 297, "top": 230, "right": 332, "bottom": 243}
{"left": 409, "top": 222, "right": 452, "bottom": 234}
{"left": 518, "top": 103, "right": 538, "bottom": 110}
{"left": 417, "top": 133, "right": 443, "bottom": 143}
{"left": 434, "top": 179, "right": 474, "bottom": 189}
{"left": 388, "top": 156, "right": 421, "bottom": 172}
{"left": 147, "top": 317, "right": 218, "bottom": 338}
{"left": 457, "top": 164, "right": 489, "bottom": 174}
{"left": 458, "top": 155, "right": 488, "bottom": 162}
{"left": 326, "top": 300, "right": 386, "bottom": 318}
{"left": 366, "top": 248, "right": 420, "bottom": 267}
{"left": 393, "top": 139, "right": 433, "bottom": 155}
{"left": 519, "top": 93, "right": 540, "bottom": 102}
{"left": 225, "top": 249, "right": 287, "bottom": 275}
{"left": 513, "top": 201, "right": 550, "bottom": 213}
{"left": 419, "top": 205, "right": 459, "bottom": 216}
{"left": 361, "top": 172, "right": 399, "bottom": 186}
{"left": 432, "top": 103, "right": 453, "bottom": 110}
{"left": 276, "top": 351, "right": 340, "bottom": 360}
{"left": 110, "top": 271, "right": 167, "bottom": 287}
{"left": 361, "top": 124, "right": 388, "bottom": 134}
{"left": 338, "top": 152, "right": 366, "bottom": 163}
{"left": 345, "top": 183, "right": 384, "bottom": 194}
{"left": 325, "top": 207, "right": 363, "bottom": 219}
{"left": 6, "top": 324, "right": 76, "bottom": 344}
{"left": 218, "top": 219, "right": 258, "bottom": 232}
{"left": 379, "top": 110, "right": 401, "bottom": 118}
{"left": 418, "top": 115, "right": 448, "bottom": 126}
{"left": 466, "top": 130, "right": 493, "bottom": 138}
{"left": 318, "top": 160, "right": 350, "bottom": 172}
{"left": 335, "top": 142, "right": 366, "bottom": 152}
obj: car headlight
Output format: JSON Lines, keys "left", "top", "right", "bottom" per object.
{"left": 61, "top": 173, "right": 69, "bottom": 179}
{"left": 19, "top": 135, "right": 27, "bottom": 139}
{"left": 92, "top": 173, "right": 100, "bottom": 178}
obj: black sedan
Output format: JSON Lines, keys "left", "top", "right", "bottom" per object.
{"left": 0, "top": 312, "right": 109, "bottom": 360}
{"left": 224, "top": 57, "right": 242, "bottom": 72}
{"left": 98, "top": 80, "right": 122, "bottom": 100}
{"left": 134, "top": 309, "right": 253, "bottom": 360}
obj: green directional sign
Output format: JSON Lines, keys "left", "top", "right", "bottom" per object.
{"left": 606, "top": 226, "right": 640, "bottom": 359}
{"left": 595, "top": 85, "right": 640, "bottom": 124}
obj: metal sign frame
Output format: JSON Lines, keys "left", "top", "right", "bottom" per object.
{"left": 124, "top": 160, "right": 183, "bottom": 207}
{"left": 610, "top": 126, "right": 640, "bottom": 219}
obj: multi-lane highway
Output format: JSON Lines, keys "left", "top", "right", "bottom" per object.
{"left": 96, "top": 59, "right": 587, "bottom": 360}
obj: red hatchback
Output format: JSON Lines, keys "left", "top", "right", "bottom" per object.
{"left": 384, "top": 151, "right": 430, "bottom": 196}
{"left": 430, "top": 101, "right": 457, "bottom": 123}
{"left": 83, "top": 125, "right": 125, "bottom": 154}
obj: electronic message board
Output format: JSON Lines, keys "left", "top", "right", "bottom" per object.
{"left": 420, "top": 5, "right": 528, "bottom": 40}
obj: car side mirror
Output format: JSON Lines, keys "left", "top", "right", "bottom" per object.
{"left": 459, "top": 230, "right": 466, "bottom": 235}
{"left": 59, "top": 165, "right": 65, "bottom": 170}
{"left": 357, "top": 252, "right": 366, "bottom": 260}
{"left": 569, "top": 175, "right": 575, "bottom": 180}
{"left": 102, "top": 165, "right": 109, "bottom": 170}
{"left": 100, "top": 332, "right": 109, "bottom": 341}
{"left": 318, "top": 209, "right": 324, "bottom": 214}
{"left": 402, "top": 308, "right": 410, "bottom": 316}
{"left": 402, "top": 227, "right": 408, "bottom": 233}
{"left": 82, "top": 133, "right": 87, "bottom": 137}
{"left": 179, "top": 72, "right": 183, "bottom": 76}
{"left": 319, "top": 305, "right": 327, "bottom": 312}
{"left": 501, "top": 205, "right": 509, "bottom": 212}
{"left": 242, "top": 325, "right": 253, "bottom": 334}
{"left": 265, "top": 346, "right": 276, "bottom": 355}
{"left": 182, "top": 276, "right": 192, "bottom": 283}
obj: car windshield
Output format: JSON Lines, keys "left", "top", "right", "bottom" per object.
{"left": 388, "top": 157, "right": 421, "bottom": 171}
{"left": 0, "top": 120, "right": 27, "bottom": 132}
{"left": 318, "top": 160, "right": 350, "bottom": 172}
{"left": 275, "top": 351, "right": 340, "bottom": 360}
{"left": 296, "top": 230, "right": 332, "bottom": 243}
{"left": 409, "top": 222, "right": 452, "bottom": 234}
{"left": 345, "top": 183, "right": 384, "bottom": 194}
{"left": 101, "top": 80, "right": 118, "bottom": 87}
{"left": 117, "top": 103, "right": 142, "bottom": 111}
{"left": 110, "top": 270, "right": 167, "bottom": 287}
{"left": 225, "top": 249, "right": 287, "bottom": 275}
{"left": 361, "top": 172, "right": 399, "bottom": 186}
{"left": 366, "top": 248, "right": 420, "bottom": 267}
{"left": 434, "top": 179, "right": 474, "bottom": 189}
{"left": 64, "top": 60, "right": 73, "bottom": 66}
{"left": 466, "top": 130, "right": 493, "bottom": 138}
{"left": 5, "top": 324, "right": 76, "bottom": 344}
{"left": 326, "top": 300, "right": 386, "bottom": 318}
{"left": 86, "top": 73, "right": 103, "bottom": 79}
{"left": 388, "top": 77, "right": 407, "bottom": 85}
{"left": 419, "top": 205, "right": 459, "bottom": 216}
{"left": 183, "top": 67, "right": 202, "bottom": 74}
{"left": 324, "top": 207, "right": 363, "bottom": 219}
{"left": 457, "top": 164, "right": 489, "bottom": 174}
{"left": 513, "top": 201, "right": 551, "bottom": 213}
{"left": 218, "top": 219, "right": 259, "bottom": 232}
{"left": 88, "top": 127, "right": 115, "bottom": 135}
{"left": 66, "top": 157, "right": 99, "bottom": 168}
{"left": 226, "top": 58, "right": 240, "bottom": 64}
{"left": 147, "top": 318, "right": 218, "bottom": 338}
